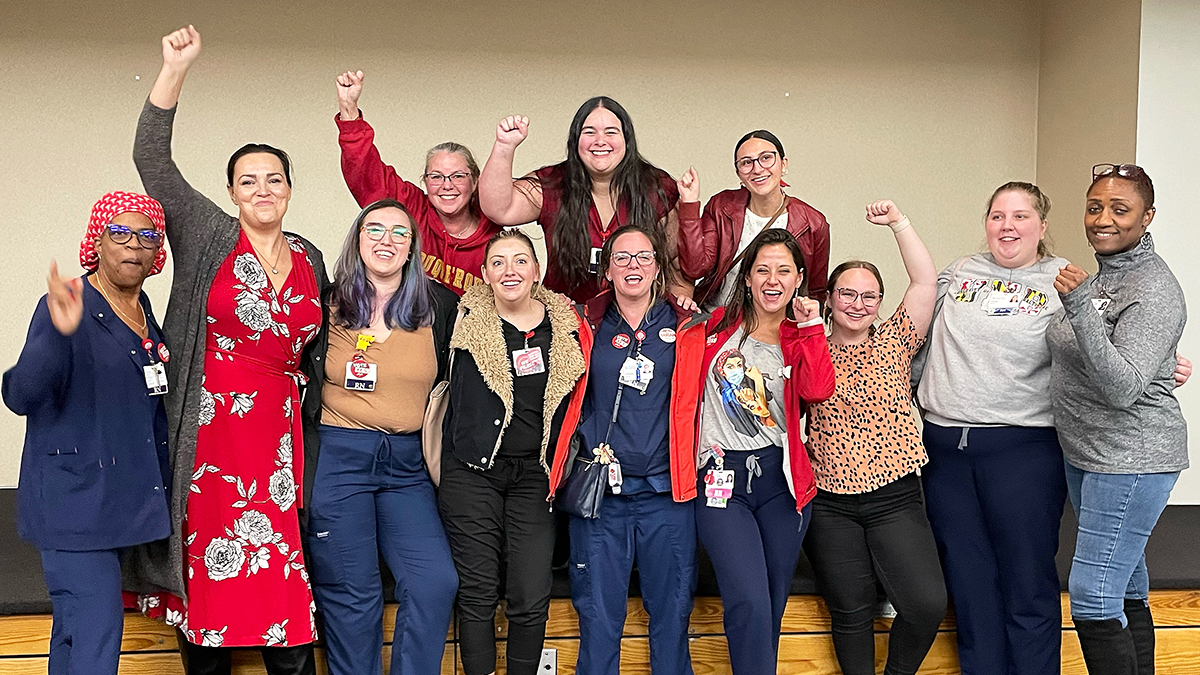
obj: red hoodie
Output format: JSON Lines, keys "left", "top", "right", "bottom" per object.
{"left": 701, "top": 307, "right": 836, "bottom": 511}
{"left": 337, "top": 113, "right": 503, "bottom": 295}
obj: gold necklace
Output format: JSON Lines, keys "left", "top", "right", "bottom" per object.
{"left": 251, "top": 236, "right": 287, "bottom": 275}
{"left": 96, "top": 273, "right": 147, "bottom": 333}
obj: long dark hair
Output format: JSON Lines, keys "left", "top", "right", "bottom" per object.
{"left": 546, "top": 97, "right": 671, "bottom": 291}
{"left": 331, "top": 199, "right": 434, "bottom": 331}
{"left": 714, "top": 228, "right": 808, "bottom": 337}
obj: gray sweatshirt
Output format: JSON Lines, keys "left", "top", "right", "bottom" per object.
{"left": 1047, "top": 233, "right": 1188, "bottom": 473}
{"left": 918, "top": 253, "right": 1069, "bottom": 428}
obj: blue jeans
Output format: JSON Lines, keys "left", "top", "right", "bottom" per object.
{"left": 1064, "top": 460, "right": 1178, "bottom": 624}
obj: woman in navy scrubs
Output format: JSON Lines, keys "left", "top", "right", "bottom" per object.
{"left": 3, "top": 191, "right": 173, "bottom": 675}
{"left": 552, "top": 223, "right": 707, "bottom": 675}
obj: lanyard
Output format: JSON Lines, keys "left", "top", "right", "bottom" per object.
{"left": 600, "top": 315, "right": 647, "bottom": 447}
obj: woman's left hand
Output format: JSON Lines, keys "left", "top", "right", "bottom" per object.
{"left": 1054, "top": 264, "right": 1090, "bottom": 295}
{"left": 674, "top": 294, "right": 699, "bottom": 312}
{"left": 1175, "top": 353, "right": 1193, "bottom": 387}
{"left": 792, "top": 295, "right": 820, "bottom": 323}
{"left": 865, "top": 199, "right": 905, "bottom": 226}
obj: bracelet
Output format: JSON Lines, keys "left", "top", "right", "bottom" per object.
{"left": 889, "top": 216, "right": 911, "bottom": 234}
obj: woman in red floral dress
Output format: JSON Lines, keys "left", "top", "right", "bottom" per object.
{"left": 126, "top": 25, "right": 326, "bottom": 675}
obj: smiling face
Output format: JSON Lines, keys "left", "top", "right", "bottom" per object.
{"left": 577, "top": 106, "right": 627, "bottom": 178}
{"left": 735, "top": 137, "right": 787, "bottom": 199}
{"left": 423, "top": 150, "right": 477, "bottom": 219}
{"left": 985, "top": 189, "right": 1046, "bottom": 269}
{"left": 605, "top": 231, "right": 658, "bottom": 305}
{"left": 483, "top": 237, "right": 539, "bottom": 304}
{"left": 745, "top": 244, "right": 803, "bottom": 317}
{"left": 357, "top": 206, "right": 413, "bottom": 285}
{"left": 228, "top": 152, "right": 291, "bottom": 229}
{"left": 94, "top": 211, "right": 160, "bottom": 290}
{"left": 829, "top": 267, "right": 882, "bottom": 336}
{"left": 1085, "top": 177, "right": 1154, "bottom": 255}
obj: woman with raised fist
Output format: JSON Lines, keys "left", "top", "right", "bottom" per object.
{"left": 477, "top": 99, "right": 683, "bottom": 303}
{"left": 125, "top": 25, "right": 327, "bottom": 675}
{"left": 334, "top": 70, "right": 503, "bottom": 295}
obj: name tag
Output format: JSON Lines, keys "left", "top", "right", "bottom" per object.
{"left": 345, "top": 357, "right": 377, "bottom": 391}
{"left": 704, "top": 469, "right": 734, "bottom": 508}
{"left": 512, "top": 347, "right": 546, "bottom": 376}
{"left": 1092, "top": 298, "right": 1111, "bottom": 314}
{"left": 589, "top": 246, "right": 603, "bottom": 275}
{"left": 143, "top": 362, "right": 168, "bottom": 396}
{"left": 983, "top": 281, "right": 1023, "bottom": 316}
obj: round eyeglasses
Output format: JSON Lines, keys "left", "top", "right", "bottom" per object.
{"left": 735, "top": 151, "right": 779, "bottom": 175}
{"left": 105, "top": 223, "right": 163, "bottom": 249}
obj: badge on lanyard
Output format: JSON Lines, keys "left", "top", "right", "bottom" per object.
{"left": 1092, "top": 298, "right": 1111, "bottom": 314}
{"left": 345, "top": 353, "right": 377, "bottom": 391}
{"left": 703, "top": 447, "right": 732, "bottom": 508}
{"left": 512, "top": 329, "right": 546, "bottom": 376}
{"left": 141, "top": 339, "right": 168, "bottom": 396}
{"left": 618, "top": 354, "right": 654, "bottom": 393}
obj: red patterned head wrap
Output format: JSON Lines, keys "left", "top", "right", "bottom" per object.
{"left": 79, "top": 191, "right": 168, "bottom": 276}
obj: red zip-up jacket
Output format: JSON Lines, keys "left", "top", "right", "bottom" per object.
{"left": 548, "top": 292, "right": 708, "bottom": 503}
{"left": 337, "top": 113, "right": 503, "bottom": 295}
{"left": 678, "top": 188, "right": 831, "bottom": 307}
{"left": 701, "top": 307, "right": 836, "bottom": 511}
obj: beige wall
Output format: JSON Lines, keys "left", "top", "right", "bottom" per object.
{"left": 0, "top": 0, "right": 1042, "bottom": 486}
{"left": 1036, "top": 0, "right": 1143, "bottom": 270}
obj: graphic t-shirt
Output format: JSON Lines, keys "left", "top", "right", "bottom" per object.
{"left": 700, "top": 328, "right": 787, "bottom": 452}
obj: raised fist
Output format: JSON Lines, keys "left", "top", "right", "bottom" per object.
{"left": 496, "top": 115, "right": 530, "bottom": 149}
{"left": 162, "top": 25, "right": 202, "bottom": 71}
{"left": 677, "top": 166, "right": 699, "bottom": 203}
{"left": 865, "top": 199, "right": 904, "bottom": 227}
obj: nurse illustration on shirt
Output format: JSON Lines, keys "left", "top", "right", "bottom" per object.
{"left": 712, "top": 348, "right": 776, "bottom": 436}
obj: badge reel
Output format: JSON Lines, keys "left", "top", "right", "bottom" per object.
{"left": 512, "top": 329, "right": 546, "bottom": 377}
{"left": 703, "top": 447, "right": 734, "bottom": 508}
{"left": 592, "top": 442, "right": 623, "bottom": 494}
{"left": 618, "top": 330, "right": 655, "bottom": 394}
{"left": 141, "top": 339, "right": 168, "bottom": 396}
{"left": 344, "top": 334, "right": 378, "bottom": 391}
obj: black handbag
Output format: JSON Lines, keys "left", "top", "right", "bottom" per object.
{"left": 554, "top": 435, "right": 608, "bottom": 519}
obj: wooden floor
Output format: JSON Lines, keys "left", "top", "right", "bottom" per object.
{"left": 2, "top": 591, "right": 1199, "bottom": 673}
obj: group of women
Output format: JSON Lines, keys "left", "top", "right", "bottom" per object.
{"left": 4, "top": 23, "right": 1192, "bottom": 675}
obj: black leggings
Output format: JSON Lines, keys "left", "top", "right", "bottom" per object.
{"left": 438, "top": 455, "right": 555, "bottom": 675}
{"left": 177, "top": 630, "right": 315, "bottom": 675}
{"left": 803, "top": 473, "right": 948, "bottom": 675}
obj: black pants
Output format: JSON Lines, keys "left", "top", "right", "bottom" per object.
{"left": 438, "top": 455, "right": 555, "bottom": 675}
{"left": 804, "top": 473, "right": 948, "bottom": 675}
{"left": 177, "top": 630, "right": 315, "bottom": 675}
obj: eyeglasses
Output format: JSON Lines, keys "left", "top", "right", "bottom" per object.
{"left": 610, "top": 251, "right": 656, "bottom": 267}
{"left": 1092, "top": 163, "right": 1147, "bottom": 182}
{"left": 735, "top": 151, "right": 779, "bottom": 175}
{"left": 361, "top": 223, "right": 412, "bottom": 241}
{"left": 834, "top": 287, "right": 882, "bottom": 307}
{"left": 423, "top": 172, "right": 472, "bottom": 187}
{"left": 106, "top": 223, "right": 163, "bottom": 249}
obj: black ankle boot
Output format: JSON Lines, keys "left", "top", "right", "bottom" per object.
{"left": 1075, "top": 618, "right": 1138, "bottom": 675}
{"left": 1124, "top": 599, "right": 1155, "bottom": 675}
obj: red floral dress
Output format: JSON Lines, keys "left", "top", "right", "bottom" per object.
{"left": 143, "top": 232, "right": 322, "bottom": 648}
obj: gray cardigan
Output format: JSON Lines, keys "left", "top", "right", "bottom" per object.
{"left": 1047, "top": 233, "right": 1188, "bottom": 474}
{"left": 122, "top": 100, "right": 328, "bottom": 598}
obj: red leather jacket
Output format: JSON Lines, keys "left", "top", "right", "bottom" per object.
{"left": 701, "top": 308, "right": 836, "bottom": 511}
{"left": 678, "top": 188, "right": 831, "bottom": 307}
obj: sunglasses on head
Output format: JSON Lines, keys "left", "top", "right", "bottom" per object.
{"left": 1092, "top": 163, "right": 1147, "bottom": 182}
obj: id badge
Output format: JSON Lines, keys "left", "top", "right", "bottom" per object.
{"left": 589, "top": 246, "right": 603, "bottom": 275}
{"left": 1092, "top": 298, "right": 1111, "bottom": 314}
{"left": 143, "top": 362, "right": 168, "bottom": 396}
{"left": 618, "top": 355, "right": 654, "bottom": 392}
{"left": 704, "top": 469, "right": 734, "bottom": 508}
{"left": 512, "top": 347, "right": 546, "bottom": 376}
{"left": 344, "top": 357, "right": 378, "bottom": 391}
{"left": 983, "top": 281, "right": 1022, "bottom": 316}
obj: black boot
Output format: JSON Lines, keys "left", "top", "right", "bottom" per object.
{"left": 176, "top": 630, "right": 232, "bottom": 675}
{"left": 1075, "top": 618, "right": 1138, "bottom": 675}
{"left": 1124, "top": 598, "right": 1156, "bottom": 675}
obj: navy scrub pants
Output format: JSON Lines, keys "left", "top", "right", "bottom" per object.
{"left": 569, "top": 489, "right": 697, "bottom": 675}
{"left": 306, "top": 426, "right": 458, "bottom": 675}
{"left": 40, "top": 548, "right": 124, "bottom": 675}
{"left": 922, "top": 423, "right": 1066, "bottom": 675}
{"left": 695, "top": 446, "right": 810, "bottom": 675}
